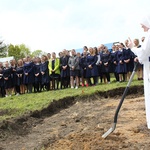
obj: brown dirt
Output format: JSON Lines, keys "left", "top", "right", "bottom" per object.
{"left": 1, "top": 85, "right": 150, "bottom": 150}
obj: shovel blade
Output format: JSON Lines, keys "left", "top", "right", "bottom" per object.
{"left": 102, "top": 123, "right": 116, "bottom": 139}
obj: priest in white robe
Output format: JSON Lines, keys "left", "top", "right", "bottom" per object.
{"left": 129, "top": 14, "right": 150, "bottom": 129}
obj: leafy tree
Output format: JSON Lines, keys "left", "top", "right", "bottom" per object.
{"left": 31, "top": 50, "right": 43, "bottom": 57}
{"left": 8, "top": 43, "right": 31, "bottom": 60}
{"left": 0, "top": 41, "right": 8, "bottom": 58}
{"left": 19, "top": 44, "right": 31, "bottom": 57}
{"left": 8, "top": 44, "right": 21, "bottom": 60}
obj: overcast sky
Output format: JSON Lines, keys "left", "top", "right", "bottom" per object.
{"left": 0, "top": 0, "right": 149, "bottom": 54}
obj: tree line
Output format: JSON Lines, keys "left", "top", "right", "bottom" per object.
{"left": 0, "top": 40, "right": 46, "bottom": 60}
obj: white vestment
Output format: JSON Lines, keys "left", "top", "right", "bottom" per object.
{"left": 132, "top": 29, "right": 150, "bottom": 128}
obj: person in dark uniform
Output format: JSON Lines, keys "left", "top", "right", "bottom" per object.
{"left": 0, "top": 62, "right": 5, "bottom": 97}
{"left": 3, "top": 61, "right": 13, "bottom": 97}
{"left": 79, "top": 50, "right": 88, "bottom": 86}
{"left": 16, "top": 59, "right": 24, "bottom": 95}
{"left": 10, "top": 59, "right": 17, "bottom": 94}
{"left": 116, "top": 43, "right": 127, "bottom": 82}
{"left": 124, "top": 39, "right": 134, "bottom": 81}
{"left": 23, "top": 56, "right": 34, "bottom": 93}
{"left": 110, "top": 45, "right": 119, "bottom": 82}
{"left": 86, "top": 47, "right": 99, "bottom": 86}
{"left": 33, "top": 57, "right": 41, "bottom": 92}
{"left": 100, "top": 46, "right": 111, "bottom": 83}
{"left": 60, "top": 49, "right": 70, "bottom": 89}
{"left": 40, "top": 55, "right": 49, "bottom": 91}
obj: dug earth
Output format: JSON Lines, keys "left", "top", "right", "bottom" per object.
{"left": 1, "top": 86, "right": 150, "bottom": 150}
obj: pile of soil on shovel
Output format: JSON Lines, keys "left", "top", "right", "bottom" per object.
{"left": 1, "top": 85, "right": 150, "bottom": 150}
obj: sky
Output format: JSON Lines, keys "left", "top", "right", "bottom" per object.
{"left": 0, "top": 0, "right": 150, "bottom": 54}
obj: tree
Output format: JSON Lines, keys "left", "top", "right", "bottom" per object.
{"left": 19, "top": 44, "right": 31, "bottom": 57}
{"left": 8, "top": 44, "right": 21, "bottom": 60}
{"left": 0, "top": 41, "right": 8, "bottom": 58}
{"left": 8, "top": 43, "right": 31, "bottom": 60}
{"left": 31, "top": 50, "right": 43, "bottom": 57}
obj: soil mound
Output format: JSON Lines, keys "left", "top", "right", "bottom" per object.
{"left": 0, "top": 85, "right": 146, "bottom": 150}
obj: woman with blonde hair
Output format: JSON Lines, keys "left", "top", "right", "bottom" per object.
{"left": 133, "top": 38, "right": 143, "bottom": 80}
{"left": 123, "top": 39, "right": 135, "bottom": 81}
{"left": 86, "top": 47, "right": 99, "bottom": 86}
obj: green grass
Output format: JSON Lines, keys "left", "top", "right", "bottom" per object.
{"left": 0, "top": 76, "right": 143, "bottom": 122}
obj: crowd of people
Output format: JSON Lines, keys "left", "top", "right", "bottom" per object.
{"left": 0, "top": 37, "right": 144, "bottom": 97}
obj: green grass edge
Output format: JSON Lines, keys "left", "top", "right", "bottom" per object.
{"left": 0, "top": 79, "right": 143, "bottom": 122}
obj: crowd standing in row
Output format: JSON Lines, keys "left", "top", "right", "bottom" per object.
{"left": 0, "top": 38, "right": 144, "bottom": 97}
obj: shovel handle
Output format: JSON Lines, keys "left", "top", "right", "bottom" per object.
{"left": 114, "top": 62, "right": 138, "bottom": 123}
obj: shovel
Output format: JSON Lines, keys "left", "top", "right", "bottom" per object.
{"left": 102, "top": 62, "right": 138, "bottom": 138}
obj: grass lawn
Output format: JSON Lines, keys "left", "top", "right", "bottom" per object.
{"left": 0, "top": 77, "right": 143, "bottom": 122}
